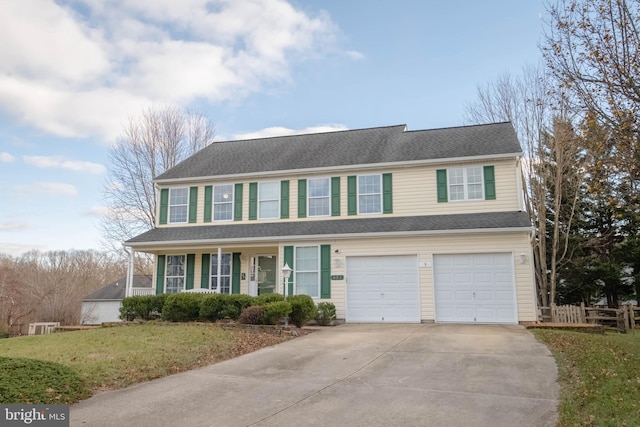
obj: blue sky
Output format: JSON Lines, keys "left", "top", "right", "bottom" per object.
{"left": 0, "top": 0, "right": 545, "bottom": 256}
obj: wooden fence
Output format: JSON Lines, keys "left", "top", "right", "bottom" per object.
{"left": 546, "top": 303, "right": 640, "bottom": 333}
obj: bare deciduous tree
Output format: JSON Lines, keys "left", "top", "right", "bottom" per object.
{"left": 100, "top": 105, "right": 215, "bottom": 250}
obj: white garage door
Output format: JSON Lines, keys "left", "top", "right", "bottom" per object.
{"left": 434, "top": 253, "right": 517, "bottom": 324}
{"left": 346, "top": 255, "right": 420, "bottom": 323}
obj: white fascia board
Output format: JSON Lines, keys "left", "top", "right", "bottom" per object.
{"left": 153, "top": 152, "right": 523, "bottom": 185}
{"left": 126, "top": 226, "right": 533, "bottom": 252}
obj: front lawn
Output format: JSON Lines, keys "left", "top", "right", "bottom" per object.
{"left": 533, "top": 329, "right": 640, "bottom": 427}
{"left": 0, "top": 323, "right": 287, "bottom": 404}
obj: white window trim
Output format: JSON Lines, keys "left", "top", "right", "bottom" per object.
{"left": 258, "top": 181, "right": 280, "bottom": 220}
{"left": 168, "top": 187, "right": 189, "bottom": 224}
{"left": 448, "top": 167, "right": 484, "bottom": 201}
{"left": 165, "top": 254, "right": 186, "bottom": 294}
{"left": 213, "top": 184, "right": 234, "bottom": 222}
{"left": 357, "top": 174, "right": 382, "bottom": 215}
{"left": 294, "top": 245, "right": 321, "bottom": 298}
{"left": 307, "top": 177, "right": 331, "bottom": 217}
{"left": 210, "top": 252, "right": 232, "bottom": 294}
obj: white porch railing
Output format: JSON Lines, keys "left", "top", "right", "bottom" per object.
{"left": 130, "top": 287, "right": 155, "bottom": 296}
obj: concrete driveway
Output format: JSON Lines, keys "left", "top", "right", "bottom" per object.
{"left": 71, "top": 324, "right": 559, "bottom": 427}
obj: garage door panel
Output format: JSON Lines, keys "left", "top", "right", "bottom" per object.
{"left": 347, "top": 256, "right": 420, "bottom": 323}
{"left": 434, "top": 253, "right": 517, "bottom": 324}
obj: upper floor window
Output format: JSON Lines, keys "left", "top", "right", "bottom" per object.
{"left": 259, "top": 181, "right": 280, "bottom": 219}
{"left": 358, "top": 174, "right": 381, "bottom": 214}
{"left": 169, "top": 188, "right": 188, "bottom": 223}
{"left": 449, "top": 167, "right": 483, "bottom": 201}
{"left": 210, "top": 253, "right": 231, "bottom": 294}
{"left": 213, "top": 184, "right": 234, "bottom": 221}
{"left": 165, "top": 255, "right": 185, "bottom": 293}
{"left": 295, "top": 246, "right": 320, "bottom": 298}
{"left": 308, "top": 178, "right": 330, "bottom": 217}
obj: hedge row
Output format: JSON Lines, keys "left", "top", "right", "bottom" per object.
{"left": 120, "top": 293, "right": 336, "bottom": 327}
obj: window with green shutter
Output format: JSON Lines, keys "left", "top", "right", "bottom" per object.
{"left": 234, "top": 183, "right": 243, "bottom": 221}
{"left": 159, "top": 189, "right": 169, "bottom": 224}
{"left": 331, "top": 177, "right": 341, "bottom": 216}
{"left": 347, "top": 176, "right": 357, "bottom": 215}
{"left": 188, "top": 187, "right": 198, "bottom": 223}
{"left": 436, "top": 169, "right": 448, "bottom": 203}
{"left": 382, "top": 173, "right": 392, "bottom": 214}
{"left": 185, "top": 254, "right": 195, "bottom": 289}
{"left": 484, "top": 165, "right": 496, "bottom": 200}
{"left": 155, "top": 255, "right": 165, "bottom": 294}
{"left": 203, "top": 186, "right": 212, "bottom": 223}
{"left": 320, "top": 244, "right": 331, "bottom": 299}
{"left": 248, "top": 182, "right": 258, "bottom": 220}
{"left": 284, "top": 246, "right": 294, "bottom": 296}
{"left": 232, "top": 253, "right": 241, "bottom": 294}
{"left": 297, "top": 179, "right": 307, "bottom": 218}
{"left": 201, "top": 254, "right": 210, "bottom": 288}
{"left": 281, "top": 180, "right": 290, "bottom": 219}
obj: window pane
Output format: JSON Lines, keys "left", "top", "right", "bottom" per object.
{"left": 214, "top": 203, "right": 232, "bottom": 221}
{"left": 213, "top": 185, "right": 233, "bottom": 202}
{"left": 359, "top": 194, "right": 381, "bottom": 213}
{"left": 259, "top": 200, "right": 279, "bottom": 219}
{"left": 259, "top": 182, "right": 279, "bottom": 199}
{"left": 165, "top": 255, "right": 185, "bottom": 293}
{"left": 309, "top": 197, "right": 329, "bottom": 216}
{"left": 308, "top": 178, "right": 329, "bottom": 197}
{"left": 296, "top": 272, "right": 319, "bottom": 297}
{"left": 467, "top": 167, "right": 482, "bottom": 184}
{"left": 170, "top": 188, "right": 188, "bottom": 204}
{"left": 449, "top": 169, "right": 464, "bottom": 185}
{"left": 296, "top": 246, "right": 318, "bottom": 270}
{"left": 169, "top": 206, "right": 187, "bottom": 223}
{"left": 211, "top": 254, "right": 231, "bottom": 293}
{"left": 359, "top": 175, "right": 380, "bottom": 194}
{"left": 449, "top": 185, "right": 465, "bottom": 201}
{"left": 165, "top": 277, "right": 184, "bottom": 294}
{"left": 468, "top": 183, "right": 483, "bottom": 199}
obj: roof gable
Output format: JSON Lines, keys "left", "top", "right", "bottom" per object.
{"left": 83, "top": 275, "right": 152, "bottom": 301}
{"left": 155, "top": 122, "right": 521, "bottom": 181}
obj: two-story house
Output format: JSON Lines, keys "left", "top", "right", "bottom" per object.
{"left": 125, "top": 122, "right": 537, "bottom": 324}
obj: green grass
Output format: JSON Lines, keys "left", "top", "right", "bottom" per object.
{"left": 0, "top": 323, "right": 286, "bottom": 404}
{"left": 533, "top": 330, "right": 640, "bottom": 427}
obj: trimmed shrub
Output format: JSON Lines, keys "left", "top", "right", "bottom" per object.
{"left": 315, "top": 302, "right": 336, "bottom": 326}
{"left": 120, "top": 294, "right": 167, "bottom": 321}
{"left": 287, "top": 295, "right": 316, "bottom": 328}
{"left": 162, "top": 293, "right": 205, "bottom": 322}
{"left": 222, "top": 294, "right": 255, "bottom": 320}
{"left": 238, "top": 306, "right": 266, "bottom": 325}
{"left": 263, "top": 301, "right": 292, "bottom": 325}
{"left": 253, "top": 293, "right": 285, "bottom": 306}
{"left": 199, "top": 294, "right": 226, "bottom": 322}
{"left": 0, "top": 357, "right": 91, "bottom": 404}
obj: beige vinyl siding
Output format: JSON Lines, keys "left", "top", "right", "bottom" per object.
{"left": 155, "top": 157, "right": 520, "bottom": 227}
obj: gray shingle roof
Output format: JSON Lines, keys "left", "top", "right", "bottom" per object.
{"left": 155, "top": 122, "right": 521, "bottom": 181}
{"left": 126, "top": 211, "right": 531, "bottom": 246}
{"left": 83, "top": 275, "right": 152, "bottom": 301}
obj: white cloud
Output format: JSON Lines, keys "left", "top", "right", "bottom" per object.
{"left": 0, "top": 221, "right": 32, "bottom": 232}
{"left": 344, "top": 50, "right": 365, "bottom": 60}
{"left": 23, "top": 155, "right": 106, "bottom": 174}
{"left": 233, "top": 124, "right": 349, "bottom": 140}
{"left": 0, "top": 152, "right": 15, "bottom": 162}
{"left": 0, "top": 0, "right": 343, "bottom": 143}
{"left": 17, "top": 182, "right": 79, "bottom": 197}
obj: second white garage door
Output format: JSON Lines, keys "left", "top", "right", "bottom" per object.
{"left": 434, "top": 253, "right": 517, "bottom": 324}
{"left": 346, "top": 255, "right": 420, "bottom": 323}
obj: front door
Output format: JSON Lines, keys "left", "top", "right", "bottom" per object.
{"left": 249, "top": 255, "right": 277, "bottom": 296}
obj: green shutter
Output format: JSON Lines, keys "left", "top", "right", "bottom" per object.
{"left": 188, "top": 187, "right": 198, "bottom": 223}
{"left": 186, "top": 254, "right": 195, "bottom": 290}
{"left": 347, "top": 176, "right": 357, "bottom": 215}
{"left": 156, "top": 255, "right": 165, "bottom": 294}
{"left": 281, "top": 180, "right": 290, "bottom": 219}
{"left": 159, "top": 189, "right": 169, "bottom": 225}
{"left": 320, "top": 244, "right": 331, "bottom": 299}
{"left": 203, "top": 186, "right": 212, "bottom": 223}
{"left": 249, "top": 182, "right": 258, "bottom": 220}
{"left": 232, "top": 253, "right": 241, "bottom": 294}
{"left": 234, "top": 183, "right": 243, "bottom": 221}
{"left": 201, "top": 254, "right": 210, "bottom": 289}
{"left": 436, "top": 169, "right": 448, "bottom": 203}
{"left": 284, "top": 246, "right": 294, "bottom": 296}
{"left": 484, "top": 165, "right": 496, "bottom": 200}
{"left": 331, "top": 177, "right": 341, "bottom": 216}
{"left": 382, "top": 173, "right": 393, "bottom": 214}
{"left": 297, "top": 179, "right": 307, "bottom": 218}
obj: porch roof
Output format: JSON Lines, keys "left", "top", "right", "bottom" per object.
{"left": 125, "top": 211, "right": 531, "bottom": 248}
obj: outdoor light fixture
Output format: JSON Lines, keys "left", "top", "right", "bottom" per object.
{"left": 520, "top": 253, "right": 527, "bottom": 264}
{"left": 281, "top": 263, "right": 292, "bottom": 297}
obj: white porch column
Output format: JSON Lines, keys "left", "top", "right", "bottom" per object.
{"left": 124, "top": 246, "right": 135, "bottom": 297}
{"left": 216, "top": 247, "right": 222, "bottom": 293}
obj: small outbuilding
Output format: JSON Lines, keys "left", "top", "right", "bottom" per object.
{"left": 81, "top": 275, "right": 152, "bottom": 325}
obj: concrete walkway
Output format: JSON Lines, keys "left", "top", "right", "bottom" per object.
{"left": 70, "top": 324, "right": 559, "bottom": 427}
